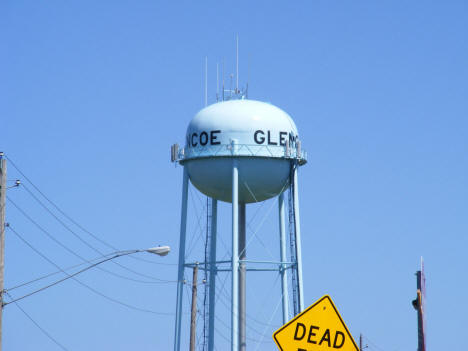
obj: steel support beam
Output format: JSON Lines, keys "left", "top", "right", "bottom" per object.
{"left": 278, "top": 192, "right": 290, "bottom": 323}
{"left": 231, "top": 160, "right": 239, "bottom": 351}
{"left": 174, "top": 167, "right": 189, "bottom": 351}
{"left": 208, "top": 199, "right": 217, "bottom": 351}
{"left": 238, "top": 203, "right": 246, "bottom": 351}
{"left": 293, "top": 166, "right": 305, "bottom": 311}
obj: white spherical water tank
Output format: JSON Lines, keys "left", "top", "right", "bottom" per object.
{"left": 179, "top": 99, "right": 306, "bottom": 203}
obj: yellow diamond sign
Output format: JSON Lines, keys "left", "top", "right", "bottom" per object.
{"left": 273, "top": 295, "right": 359, "bottom": 351}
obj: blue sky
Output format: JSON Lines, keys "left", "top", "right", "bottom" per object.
{"left": 1, "top": 1, "right": 467, "bottom": 350}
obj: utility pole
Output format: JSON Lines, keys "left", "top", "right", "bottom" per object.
{"left": 412, "top": 258, "right": 426, "bottom": 351}
{"left": 0, "top": 153, "right": 6, "bottom": 351}
{"left": 189, "top": 263, "right": 199, "bottom": 351}
{"left": 359, "top": 333, "right": 368, "bottom": 350}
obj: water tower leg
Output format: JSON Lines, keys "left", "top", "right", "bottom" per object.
{"left": 174, "top": 168, "right": 189, "bottom": 351}
{"left": 278, "top": 192, "right": 290, "bottom": 323}
{"left": 208, "top": 199, "right": 217, "bottom": 351}
{"left": 231, "top": 162, "right": 239, "bottom": 351}
{"left": 238, "top": 203, "right": 246, "bottom": 351}
{"left": 293, "top": 166, "right": 305, "bottom": 311}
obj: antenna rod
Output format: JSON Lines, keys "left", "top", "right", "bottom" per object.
{"left": 236, "top": 35, "right": 239, "bottom": 93}
{"left": 205, "top": 57, "right": 208, "bottom": 107}
{"left": 222, "top": 59, "right": 225, "bottom": 101}
{"left": 247, "top": 53, "right": 250, "bottom": 99}
{"left": 216, "top": 63, "right": 219, "bottom": 102}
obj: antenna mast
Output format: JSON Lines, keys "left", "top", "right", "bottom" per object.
{"left": 236, "top": 35, "right": 239, "bottom": 93}
{"left": 205, "top": 57, "right": 208, "bottom": 107}
{"left": 222, "top": 59, "right": 225, "bottom": 101}
{"left": 246, "top": 53, "right": 250, "bottom": 99}
{"left": 216, "top": 63, "right": 219, "bottom": 102}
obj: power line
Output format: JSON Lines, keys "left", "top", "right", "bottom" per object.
{"left": 4, "top": 156, "right": 117, "bottom": 248}
{"left": 18, "top": 186, "right": 176, "bottom": 281}
{"left": 363, "top": 335, "right": 386, "bottom": 351}
{"left": 4, "top": 250, "right": 143, "bottom": 306}
{"left": 6, "top": 255, "right": 111, "bottom": 292}
{"left": 21, "top": 184, "right": 109, "bottom": 254}
{"left": 5, "top": 225, "right": 174, "bottom": 316}
{"left": 4, "top": 291, "right": 68, "bottom": 351}
{"left": 5, "top": 155, "right": 176, "bottom": 267}
{"left": 7, "top": 196, "right": 174, "bottom": 284}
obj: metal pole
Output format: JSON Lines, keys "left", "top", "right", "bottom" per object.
{"left": 0, "top": 157, "right": 6, "bottom": 351}
{"left": 205, "top": 57, "right": 208, "bottom": 107}
{"left": 238, "top": 203, "right": 246, "bottom": 351}
{"left": 231, "top": 160, "right": 239, "bottom": 351}
{"left": 236, "top": 35, "right": 239, "bottom": 93}
{"left": 278, "top": 192, "right": 289, "bottom": 324}
{"left": 359, "top": 333, "right": 362, "bottom": 351}
{"left": 174, "top": 167, "right": 189, "bottom": 351}
{"left": 189, "top": 264, "right": 199, "bottom": 351}
{"left": 415, "top": 270, "right": 425, "bottom": 351}
{"left": 208, "top": 199, "right": 217, "bottom": 351}
{"left": 292, "top": 165, "right": 305, "bottom": 311}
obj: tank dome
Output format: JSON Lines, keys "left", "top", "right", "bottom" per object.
{"left": 179, "top": 99, "right": 306, "bottom": 203}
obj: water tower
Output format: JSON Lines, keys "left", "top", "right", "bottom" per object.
{"left": 171, "top": 94, "right": 307, "bottom": 351}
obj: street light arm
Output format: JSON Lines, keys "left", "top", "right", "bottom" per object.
{"left": 2, "top": 249, "right": 162, "bottom": 307}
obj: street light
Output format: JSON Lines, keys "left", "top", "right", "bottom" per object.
{"left": 145, "top": 246, "right": 170, "bottom": 256}
{"left": 2, "top": 245, "right": 171, "bottom": 307}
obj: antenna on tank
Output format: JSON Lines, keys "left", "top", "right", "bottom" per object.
{"left": 246, "top": 53, "right": 250, "bottom": 99}
{"left": 236, "top": 35, "right": 239, "bottom": 94}
{"left": 216, "top": 63, "right": 219, "bottom": 102}
{"left": 222, "top": 59, "right": 225, "bottom": 101}
{"left": 229, "top": 73, "right": 233, "bottom": 99}
{"left": 204, "top": 56, "right": 208, "bottom": 107}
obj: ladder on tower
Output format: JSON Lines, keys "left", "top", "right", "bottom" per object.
{"left": 288, "top": 164, "right": 300, "bottom": 317}
{"left": 201, "top": 197, "right": 212, "bottom": 351}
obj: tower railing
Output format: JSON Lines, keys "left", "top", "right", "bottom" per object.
{"left": 175, "top": 143, "right": 307, "bottom": 165}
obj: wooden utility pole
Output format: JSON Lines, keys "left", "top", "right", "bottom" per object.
{"left": 189, "top": 263, "right": 199, "bottom": 351}
{"left": 412, "top": 259, "right": 426, "bottom": 351}
{"left": 0, "top": 154, "right": 6, "bottom": 351}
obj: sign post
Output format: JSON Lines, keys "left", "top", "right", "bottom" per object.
{"left": 273, "top": 295, "right": 359, "bottom": 351}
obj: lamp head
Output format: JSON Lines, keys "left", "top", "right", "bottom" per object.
{"left": 146, "top": 246, "right": 170, "bottom": 256}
